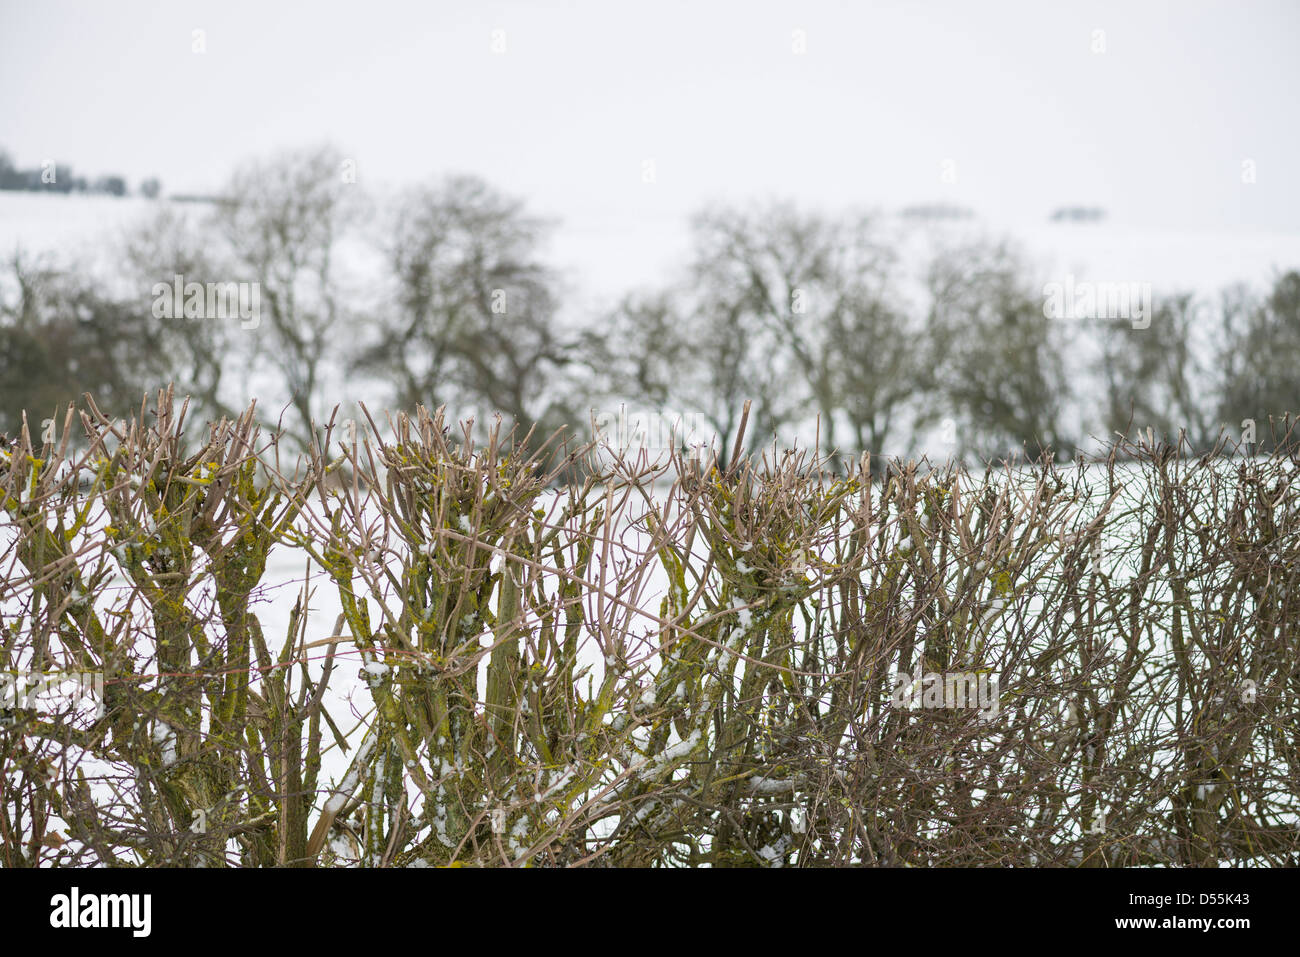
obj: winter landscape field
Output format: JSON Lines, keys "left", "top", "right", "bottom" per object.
{"left": 2, "top": 7, "right": 1299, "bottom": 940}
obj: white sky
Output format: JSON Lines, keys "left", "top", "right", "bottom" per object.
{"left": 2, "top": 0, "right": 1298, "bottom": 303}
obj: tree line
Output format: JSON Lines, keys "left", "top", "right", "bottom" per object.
{"left": 0, "top": 149, "right": 161, "bottom": 199}
{"left": 2, "top": 143, "right": 1297, "bottom": 465}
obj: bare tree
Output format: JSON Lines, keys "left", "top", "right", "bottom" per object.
{"left": 120, "top": 203, "right": 244, "bottom": 427}
{"left": 923, "top": 238, "right": 1073, "bottom": 461}
{"left": 686, "top": 202, "right": 912, "bottom": 460}
{"left": 354, "top": 175, "right": 575, "bottom": 448}
{"left": 593, "top": 287, "right": 779, "bottom": 461}
{"left": 0, "top": 250, "right": 160, "bottom": 436}
{"left": 1217, "top": 270, "right": 1300, "bottom": 450}
{"left": 597, "top": 202, "right": 915, "bottom": 464}
{"left": 828, "top": 283, "right": 919, "bottom": 468}
{"left": 210, "top": 145, "right": 360, "bottom": 451}
{"left": 1094, "top": 290, "right": 1214, "bottom": 451}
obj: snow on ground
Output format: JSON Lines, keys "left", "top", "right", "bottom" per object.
{"left": 5, "top": 192, "right": 1300, "bottom": 311}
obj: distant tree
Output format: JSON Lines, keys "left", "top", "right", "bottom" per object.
{"left": 0, "top": 251, "right": 162, "bottom": 437}
{"left": 209, "top": 145, "right": 361, "bottom": 450}
{"left": 596, "top": 202, "right": 918, "bottom": 465}
{"left": 48, "top": 165, "right": 75, "bottom": 193}
{"left": 585, "top": 292, "right": 684, "bottom": 413}
{"left": 1094, "top": 291, "right": 1215, "bottom": 450}
{"left": 119, "top": 204, "right": 243, "bottom": 427}
{"left": 354, "top": 174, "right": 576, "bottom": 449}
{"left": 828, "top": 282, "right": 918, "bottom": 466}
{"left": 923, "top": 238, "right": 1073, "bottom": 461}
{"left": 140, "top": 177, "right": 162, "bottom": 199}
{"left": 1217, "top": 270, "right": 1300, "bottom": 449}
{"left": 593, "top": 287, "right": 780, "bottom": 462}
{"left": 0, "top": 150, "right": 18, "bottom": 190}
{"left": 93, "top": 176, "right": 127, "bottom": 197}
{"left": 685, "top": 203, "right": 899, "bottom": 459}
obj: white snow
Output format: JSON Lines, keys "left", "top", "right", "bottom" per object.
{"left": 151, "top": 720, "right": 178, "bottom": 767}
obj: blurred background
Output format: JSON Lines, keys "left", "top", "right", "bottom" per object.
{"left": 2, "top": 0, "right": 1298, "bottom": 464}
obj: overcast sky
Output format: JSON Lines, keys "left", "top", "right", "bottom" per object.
{"left": 2, "top": 0, "right": 1297, "bottom": 297}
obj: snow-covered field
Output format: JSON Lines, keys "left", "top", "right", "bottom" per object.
{"left": 5, "top": 192, "right": 1300, "bottom": 308}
